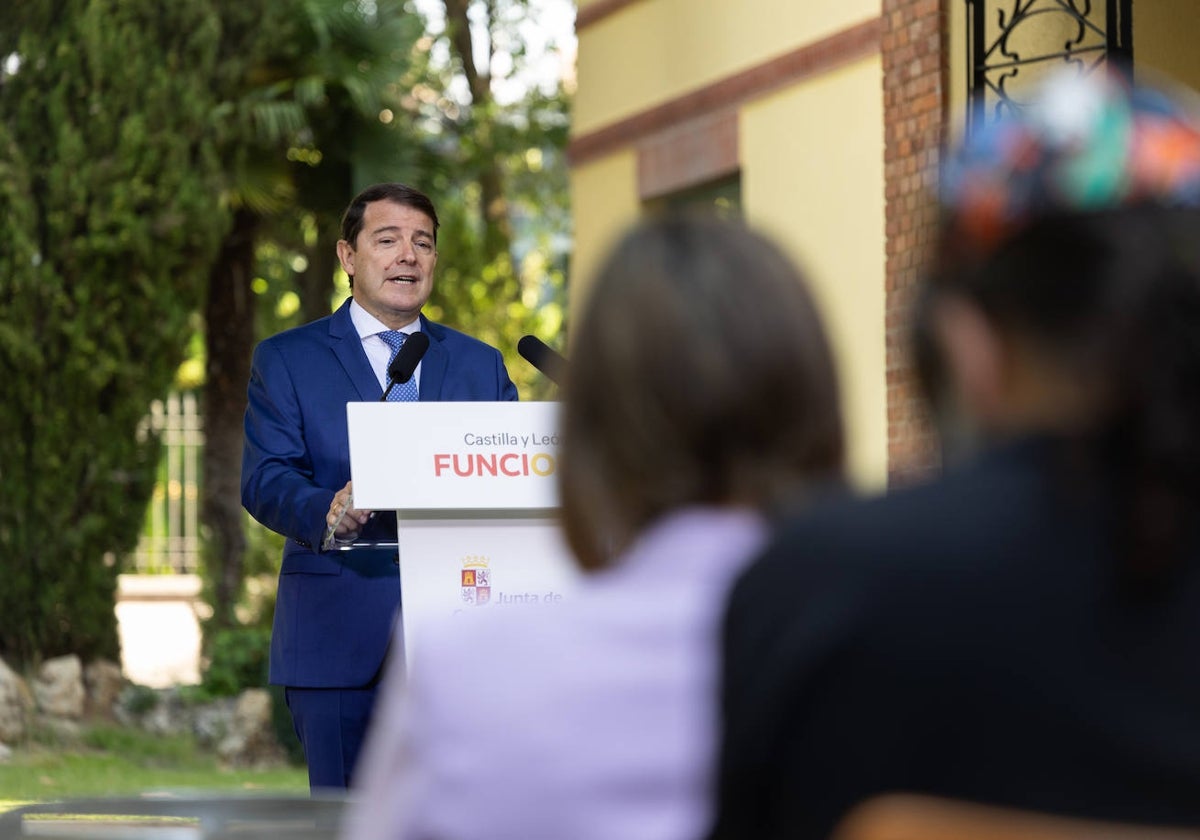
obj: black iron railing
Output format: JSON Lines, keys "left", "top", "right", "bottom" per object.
{"left": 965, "top": 0, "right": 1133, "bottom": 134}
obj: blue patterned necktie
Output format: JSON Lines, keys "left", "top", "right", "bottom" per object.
{"left": 379, "top": 330, "right": 420, "bottom": 402}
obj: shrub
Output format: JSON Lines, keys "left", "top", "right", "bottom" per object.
{"left": 199, "top": 624, "right": 271, "bottom": 699}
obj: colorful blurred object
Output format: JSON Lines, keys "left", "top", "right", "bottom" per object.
{"left": 942, "top": 69, "right": 1200, "bottom": 251}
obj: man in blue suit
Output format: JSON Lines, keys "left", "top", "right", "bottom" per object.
{"left": 241, "top": 183, "right": 518, "bottom": 790}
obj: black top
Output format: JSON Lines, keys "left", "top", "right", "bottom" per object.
{"left": 709, "top": 435, "right": 1200, "bottom": 840}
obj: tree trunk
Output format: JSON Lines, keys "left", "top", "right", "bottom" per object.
{"left": 442, "top": 0, "right": 514, "bottom": 260}
{"left": 299, "top": 227, "right": 340, "bottom": 324}
{"left": 202, "top": 207, "right": 258, "bottom": 633}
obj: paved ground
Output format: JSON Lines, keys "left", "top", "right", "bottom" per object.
{"left": 115, "top": 574, "right": 202, "bottom": 688}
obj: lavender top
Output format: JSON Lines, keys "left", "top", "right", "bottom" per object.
{"left": 343, "top": 507, "right": 767, "bottom": 840}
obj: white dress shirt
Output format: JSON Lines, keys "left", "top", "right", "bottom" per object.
{"left": 349, "top": 299, "right": 423, "bottom": 393}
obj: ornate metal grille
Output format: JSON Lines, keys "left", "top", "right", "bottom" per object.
{"left": 965, "top": 0, "right": 1133, "bottom": 134}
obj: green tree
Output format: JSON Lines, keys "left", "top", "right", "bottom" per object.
{"left": 197, "top": 0, "right": 573, "bottom": 643}
{"left": 416, "top": 0, "right": 572, "bottom": 398}
{"left": 200, "top": 0, "right": 425, "bottom": 632}
{"left": 0, "top": 0, "right": 228, "bottom": 666}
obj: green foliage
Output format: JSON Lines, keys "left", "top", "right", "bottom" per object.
{"left": 199, "top": 624, "right": 272, "bottom": 698}
{"left": 191, "top": 582, "right": 302, "bottom": 763}
{"left": 197, "top": 0, "right": 430, "bottom": 636}
{"left": 197, "top": 568, "right": 276, "bottom": 699}
{"left": 0, "top": 0, "right": 229, "bottom": 667}
{"left": 407, "top": 0, "right": 572, "bottom": 399}
{"left": 244, "top": 515, "right": 287, "bottom": 580}
{"left": 81, "top": 724, "right": 198, "bottom": 766}
{"left": 118, "top": 685, "right": 162, "bottom": 718}
{"left": 424, "top": 228, "right": 568, "bottom": 402}
{"left": 209, "top": 0, "right": 426, "bottom": 217}
{"left": 0, "top": 723, "right": 306, "bottom": 803}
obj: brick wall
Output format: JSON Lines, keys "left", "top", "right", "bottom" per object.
{"left": 882, "top": 0, "right": 946, "bottom": 484}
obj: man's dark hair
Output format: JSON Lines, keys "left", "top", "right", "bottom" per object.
{"left": 340, "top": 183, "right": 440, "bottom": 247}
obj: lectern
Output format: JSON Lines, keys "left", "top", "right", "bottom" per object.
{"left": 346, "top": 401, "right": 578, "bottom": 668}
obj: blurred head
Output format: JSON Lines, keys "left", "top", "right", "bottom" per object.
{"left": 558, "top": 215, "right": 845, "bottom": 572}
{"left": 337, "top": 183, "right": 440, "bottom": 328}
{"left": 924, "top": 69, "right": 1200, "bottom": 439}
{"left": 924, "top": 69, "right": 1200, "bottom": 571}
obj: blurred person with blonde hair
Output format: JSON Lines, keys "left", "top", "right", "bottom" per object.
{"left": 710, "top": 69, "right": 1200, "bottom": 840}
{"left": 343, "top": 213, "right": 845, "bottom": 840}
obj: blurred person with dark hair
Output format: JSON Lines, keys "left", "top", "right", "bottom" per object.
{"left": 242, "top": 182, "right": 518, "bottom": 791}
{"left": 709, "top": 71, "right": 1200, "bottom": 840}
{"left": 342, "top": 214, "right": 845, "bottom": 840}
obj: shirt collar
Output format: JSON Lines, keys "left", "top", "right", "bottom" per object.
{"left": 348, "top": 298, "right": 420, "bottom": 339}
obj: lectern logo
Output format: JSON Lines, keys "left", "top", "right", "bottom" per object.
{"left": 460, "top": 555, "right": 491, "bottom": 606}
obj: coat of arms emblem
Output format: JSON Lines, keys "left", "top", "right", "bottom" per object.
{"left": 460, "top": 556, "right": 491, "bottom": 606}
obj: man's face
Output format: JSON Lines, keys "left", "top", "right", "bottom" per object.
{"left": 337, "top": 199, "right": 438, "bottom": 328}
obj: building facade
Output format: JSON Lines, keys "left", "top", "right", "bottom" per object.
{"left": 570, "top": 0, "right": 1200, "bottom": 487}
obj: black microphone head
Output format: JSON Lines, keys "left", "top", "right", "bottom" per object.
{"left": 517, "top": 335, "right": 542, "bottom": 363}
{"left": 517, "top": 334, "right": 568, "bottom": 386}
{"left": 388, "top": 331, "right": 430, "bottom": 384}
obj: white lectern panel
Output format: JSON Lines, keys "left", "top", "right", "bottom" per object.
{"left": 347, "top": 401, "right": 560, "bottom": 511}
{"left": 395, "top": 512, "right": 578, "bottom": 671}
{"left": 345, "top": 401, "right": 576, "bottom": 668}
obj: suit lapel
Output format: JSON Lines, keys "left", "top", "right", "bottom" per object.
{"left": 329, "top": 300, "right": 382, "bottom": 400}
{"left": 418, "top": 314, "right": 448, "bottom": 401}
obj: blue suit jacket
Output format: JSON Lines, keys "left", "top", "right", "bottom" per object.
{"left": 242, "top": 299, "right": 518, "bottom": 687}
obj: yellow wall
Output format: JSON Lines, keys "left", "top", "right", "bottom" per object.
{"left": 567, "top": 150, "right": 641, "bottom": 324}
{"left": 574, "top": 0, "right": 880, "bottom": 135}
{"left": 569, "top": 0, "right": 888, "bottom": 487}
{"left": 946, "top": 0, "right": 967, "bottom": 140}
{"left": 741, "top": 56, "right": 887, "bottom": 487}
{"left": 1136, "top": 0, "right": 1200, "bottom": 92}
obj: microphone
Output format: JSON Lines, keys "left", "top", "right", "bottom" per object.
{"left": 517, "top": 335, "right": 569, "bottom": 386}
{"left": 381, "top": 332, "right": 430, "bottom": 401}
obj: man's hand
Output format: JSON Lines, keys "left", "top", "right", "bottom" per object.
{"left": 327, "top": 481, "right": 372, "bottom": 541}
